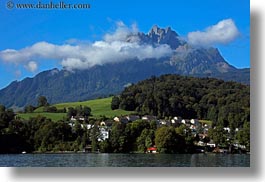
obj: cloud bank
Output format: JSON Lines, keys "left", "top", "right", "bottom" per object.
{"left": 0, "top": 22, "right": 172, "bottom": 72}
{"left": 0, "top": 19, "right": 240, "bottom": 73}
{"left": 187, "top": 19, "right": 240, "bottom": 46}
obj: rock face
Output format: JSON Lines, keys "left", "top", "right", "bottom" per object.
{"left": 126, "top": 25, "right": 185, "bottom": 49}
{"left": 0, "top": 26, "right": 249, "bottom": 108}
{"left": 147, "top": 25, "right": 184, "bottom": 49}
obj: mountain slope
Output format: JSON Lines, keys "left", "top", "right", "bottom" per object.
{"left": 0, "top": 26, "right": 250, "bottom": 108}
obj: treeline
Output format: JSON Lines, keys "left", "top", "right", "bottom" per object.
{"left": 0, "top": 105, "right": 200, "bottom": 154}
{"left": 0, "top": 104, "right": 249, "bottom": 153}
{"left": 0, "top": 104, "right": 99, "bottom": 153}
{"left": 116, "top": 74, "right": 250, "bottom": 129}
{"left": 102, "top": 120, "right": 196, "bottom": 153}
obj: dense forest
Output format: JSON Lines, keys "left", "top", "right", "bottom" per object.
{"left": 117, "top": 74, "right": 250, "bottom": 129}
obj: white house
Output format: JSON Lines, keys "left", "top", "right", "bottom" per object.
{"left": 190, "top": 119, "right": 199, "bottom": 126}
{"left": 171, "top": 116, "right": 182, "bottom": 124}
{"left": 70, "top": 116, "right": 77, "bottom": 122}
{"left": 223, "top": 127, "right": 231, "bottom": 133}
{"left": 173, "top": 116, "right": 182, "bottom": 121}
{"left": 100, "top": 121, "right": 106, "bottom": 126}
{"left": 113, "top": 116, "right": 128, "bottom": 124}
{"left": 207, "top": 140, "right": 216, "bottom": 148}
{"left": 181, "top": 119, "right": 187, "bottom": 124}
{"left": 141, "top": 115, "right": 157, "bottom": 121}
{"left": 159, "top": 120, "right": 168, "bottom": 126}
{"left": 98, "top": 127, "right": 109, "bottom": 141}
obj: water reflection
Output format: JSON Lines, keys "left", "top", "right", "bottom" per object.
{"left": 0, "top": 153, "right": 250, "bottom": 167}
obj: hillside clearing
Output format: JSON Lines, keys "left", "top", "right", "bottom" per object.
{"left": 19, "top": 97, "right": 133, "bottom": 121}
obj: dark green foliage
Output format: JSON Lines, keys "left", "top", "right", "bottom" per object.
{"left": 0, "top": 105, "right": 15, "bottom": 131}
{"left": 91, "top": 124, "right": 99, "bottom": 152}
{"left": 67, "top": 105, "right": 91, "bottom": 119}
{"left": 236, "top": 122, "right": 250, "bottom": 151}
{"left": 83, "top": 106, "right": 92, "bottom": 117}
{"left": 24, "top": 105, "right": 36, "bottom": 113}
{"left": 111, "top": 96, "right": 120, "bottom": 110}
{"left": 119, "top": 74, "right": 250, "bottom": 129}
{"left": 136, "top": 128, "right": 155, "bottom": 152}
{"left": 43, "top": 106, "right": 57, "bottom": 113}
{"left": 155, "top": 126, "right": 185, "bottom": 153}
{"left": 99, "top": 140, "right": 112, "bottom": 153}
{"left": 0, "top": 106, "right": 32, "bottom": 153}
{"left": 37, "top": 96, "right": 49, "bottom": 107}
{"left": 208, "top": 126, "right": 228, "bottom": 147}
{"left": 67, "top": 107, "right": 77, "bottom": 119}
{"left": 109, "top": 123, "right": 127, "bottom": 153}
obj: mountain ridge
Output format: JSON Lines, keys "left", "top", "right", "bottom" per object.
{"left": 0, "top": 25, "right": 250, "bottom": 108}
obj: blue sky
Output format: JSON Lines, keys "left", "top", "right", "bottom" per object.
{"left": 0, "top": 0, "right": 250, "bottom": 89}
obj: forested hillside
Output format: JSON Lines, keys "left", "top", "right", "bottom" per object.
{"left": 118, "top": 74, "right": 250, "bottom": 129}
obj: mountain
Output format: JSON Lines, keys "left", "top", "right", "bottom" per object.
{"left": 127, "top": 25, "right": 185, "bottom": 49}
{"left": 0, "top": 25, "right": 250, "bottom": 108}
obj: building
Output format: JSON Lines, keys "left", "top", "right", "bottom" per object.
{"left": 147, "top": 147, "right": 158, "bottom": 153}
{"left": 98, "top": 127, "right": 109, "bottom": 141}
{"left": 190, "top": 119, "right": 199, "bottom": 126}
{"left": 141, "top": 115, "right": 157, "bottom": 121}
{"left": 113, "top": 116, "right": 129, "bottom": 124}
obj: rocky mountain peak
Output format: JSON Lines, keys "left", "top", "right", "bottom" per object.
{"left": 148, "top": 25, "right": 178, "bottom": 37}
{"left": 147, "top": 25, "right": 183, "bottom": 49}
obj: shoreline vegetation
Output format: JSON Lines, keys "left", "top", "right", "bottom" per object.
{"left": 0, "top": 75, "right": 250, "bottom": 155}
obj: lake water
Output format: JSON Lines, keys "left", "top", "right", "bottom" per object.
{"left": 0, "top": 153, "right": 250, "bottom": 167}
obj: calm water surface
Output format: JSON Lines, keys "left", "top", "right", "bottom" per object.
{"left": 0, "top": 153, "right": 250, "bottom": 167}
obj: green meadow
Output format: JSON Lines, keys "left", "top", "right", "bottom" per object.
{"left": 18, "top": 97, "right": 134, "bottom": 121}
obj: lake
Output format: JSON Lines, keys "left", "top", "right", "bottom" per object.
{"left": 0, "top": 153, "right": 250, "bottom": 167}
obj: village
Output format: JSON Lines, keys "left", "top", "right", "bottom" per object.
{"left": 68, "top": 114, "right": 247, "bottom": 154}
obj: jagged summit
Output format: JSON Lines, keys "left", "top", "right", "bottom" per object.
{"left": 148, "top": 25, "right": 179, "bottom": 37}
{"left": 147, "top": 25, "right": 183, "bottom": 49}
{"left": 126, "top": 25, "right": 185, "bottom": 49}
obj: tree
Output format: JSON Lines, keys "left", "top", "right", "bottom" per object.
{"left": 43, "top": 106, "right": 57, "bottom": 113}
{"left": 208, "top": 126, "right": 227, "bottom": 147}
{"left": 99, "top": 140, "right": 111, "bottom": 153}
{"left": 0, "top": 106, "right": 15, "bottom": 131}
{"left": 91, "top": 124, "right": 99, "bottom": 152}
{"left": 110, "top": 123, "right": 127, "bottom": 152}
{"left": 236, "top": 122, "right": 250, "bottom": 151}
{"left": 175, "top": 125, "right": 187, "bottom": 137}
{"left": 24, "top": 105, "right": 35, "bottom": 113}
{"left": 67, "top": 107, "right": 77, "bottom": 119}
{"left": 136, "top": 128, "right": 154, "bottom": 153}
{"left": 155, "top": 126, "right": 185, "bottom": 153}
{"left": 83, "top": 106, "right": 91, "bottom": 117}
{"left": 37, "top": 96, "right": 49, "bottom": 107}
{"left": 111, "top": 96, "right": 120, "bottom": 110}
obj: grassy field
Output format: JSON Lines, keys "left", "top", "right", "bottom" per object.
{"left": 18, "top": 112, "right": 66, "bottom": 122}
{"left": 18, "top": 97, "right": 134, "bottom": 121}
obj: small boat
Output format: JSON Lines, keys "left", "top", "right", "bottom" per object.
{"left": 22, "top": 151, "right": 26, "bottom": 154}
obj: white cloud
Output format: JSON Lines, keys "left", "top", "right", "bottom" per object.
{"left": 0, "top": 21, "right": 172, "bottom": 71}
{"left": 25, "top": 61, "right": 38, "bottom": 72}
{"left": 187, "top": 19, "right": 240, "bottom": 46}
{"left": 103, "top": 21, "right": 139, "bottom": 42}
